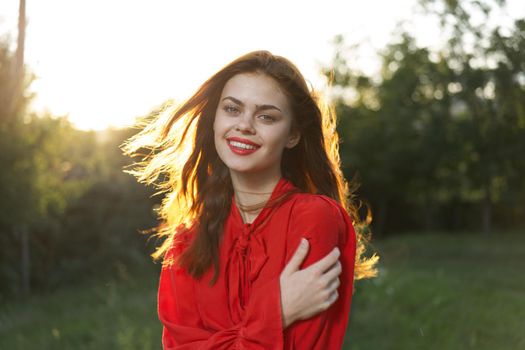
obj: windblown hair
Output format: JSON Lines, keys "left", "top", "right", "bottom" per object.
{"left": 121, "top": 50, "right": 379, "bottom": 286}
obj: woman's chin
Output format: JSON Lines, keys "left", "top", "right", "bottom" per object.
{"left": 227, "top": 165, "right": 260, "bottom": 175}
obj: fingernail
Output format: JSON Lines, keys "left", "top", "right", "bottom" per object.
{"left": 301, "top": 238, "right": 308, "bottom": 246}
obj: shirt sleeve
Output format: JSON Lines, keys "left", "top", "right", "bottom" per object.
{"left": 283, "top": 195, "right": 357, "bottom": 350}
{"left": 158, "top": 232, "right": 284, "bottom": 350}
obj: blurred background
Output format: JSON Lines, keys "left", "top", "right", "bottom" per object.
{"left": 0, "top": 0, "right": 524, "bottom": 349}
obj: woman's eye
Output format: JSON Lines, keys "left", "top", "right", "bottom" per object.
{"left": 258, "top": 115, "right": 275, "bottom": 122}
{"left": 223, "top": 105, "right": 239, "bottom": 113}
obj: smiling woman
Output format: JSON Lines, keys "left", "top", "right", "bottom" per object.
{"left": 214, "top": 73, "right": 301, "bottom": 188}
{"left": 121, "top": 50, "right": 379, "bottom": 349}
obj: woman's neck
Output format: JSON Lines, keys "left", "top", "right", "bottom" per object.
{"left": 230, "top": 171, "right": 282, "bottom": 224}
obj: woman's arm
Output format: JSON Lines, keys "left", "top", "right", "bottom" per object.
{"left": 280, "top": 238, "right": 342, "bottom": 328}
{"left": 282, "top": 196, "right": 357, "bottom": 349}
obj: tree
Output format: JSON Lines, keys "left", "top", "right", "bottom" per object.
{"left": 323, "top": 1, "right": 525, "bottom": 234}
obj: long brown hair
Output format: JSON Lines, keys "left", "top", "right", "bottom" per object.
{"left": 121, "top": 50, "right": 378, "bottom": 286}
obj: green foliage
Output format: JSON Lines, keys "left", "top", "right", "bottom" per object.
{"left": 0, "top": 115, "right": 159, "bottom": 297}
{"left": 0, "top": 34, "right": 159, "bottom": 298}
{"left": 325, "top": 3, "right": 525, "bottom": 234}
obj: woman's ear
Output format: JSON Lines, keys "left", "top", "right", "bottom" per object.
{"left": 285, "top": 130, "right": 301, "bottom": 149}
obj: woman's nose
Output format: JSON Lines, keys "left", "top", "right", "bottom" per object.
{"left": 234, "top": 113, "right": 255, "bottom": 134}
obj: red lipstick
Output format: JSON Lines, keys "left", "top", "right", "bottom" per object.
{"left": 226, "top": 137, "right": 261, "bottom": 147}
{"left": 226, "top": 137, "right": 261, "bottom": 156}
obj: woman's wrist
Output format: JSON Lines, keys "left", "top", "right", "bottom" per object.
{"left": 282, "top": 306, "right": 297, "bottom": 329}
{"left": 282, "top": 312, "right": 291, "bottom": 329}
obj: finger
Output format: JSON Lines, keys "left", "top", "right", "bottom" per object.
{"left": 307, "top": 246, "right": 340, "bottom": 275}
{"left": 329, "top": 289, "right": 339, "bottom": 305}
{"left": 282, "top": 238, "right": 309, "bottom": 274}
{"left": 321, "top": 289, "right": 339, "bottom": 311}
{"left": 322, "top": 260, "right": 342, "bottom": 282}
{"left": 326, "top": 276, "right": 340, "bottom": 293}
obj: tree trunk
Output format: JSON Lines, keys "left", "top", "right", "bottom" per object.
{"left": 482, "top": 179, "right": 492, "bottom": 235}
{"left": 16, "top": 0, "right": 30, "bottom": 297}
{"left": 7, "top": 0, "right": 26, "bottom": 121}
{"left": 19, "top": 223, "right": 30, "bottom": 295}
{"left": 16, "top": 0, "right": 25, "bottom": 78}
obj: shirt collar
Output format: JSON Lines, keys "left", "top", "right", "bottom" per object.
{"left": 230, "top": 177, "right": 298, "bottom": 228}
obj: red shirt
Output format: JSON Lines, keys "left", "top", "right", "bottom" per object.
{"left": 158, "top": 177, "right": 357, "bottom": 349}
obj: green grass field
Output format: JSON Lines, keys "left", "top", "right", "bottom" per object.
{"left": 1, "top": 231, "right": 524, "bottom": 349}
{"left": 0, "top": 265, "right": 161, "bottom": 350}
{"left": 344, "top": 231, "right": 525, "bottom": 350}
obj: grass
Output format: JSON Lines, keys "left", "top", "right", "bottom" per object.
{"left": 1, "top": 231, "right": 524, "bottom": 349}
{"left": 0, "top": 265, "right": 162, "bottom": 350}
{"left": 344, "top": 231, "right": 525, "bottom": 350}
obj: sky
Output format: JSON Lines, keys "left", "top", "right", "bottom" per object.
{"left": 0, "top": 0, "right": 523, "bottom": 130}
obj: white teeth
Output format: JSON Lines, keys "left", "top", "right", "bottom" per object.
{"left": 229, "top": 140, "right": 258, "bottom": 150}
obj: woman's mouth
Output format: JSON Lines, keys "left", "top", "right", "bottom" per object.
{"left": 226, "top": 138, "right": 261, "bottom": 155}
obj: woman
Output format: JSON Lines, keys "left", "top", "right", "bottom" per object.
{"left": 122, "top": 50, "right": 378, "bottom": 349}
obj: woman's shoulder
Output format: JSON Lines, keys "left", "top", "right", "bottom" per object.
{"left": 286, "top": 192, "right": 346, "bottom": 223}
{"left": 284, "top": 192, "right": 356, "bottom": 247}
{"left": 289, "top": 192, "right": 344, "bottom": 212}
{"left": 281, "top": 192, "right": 351, "bottom": 249}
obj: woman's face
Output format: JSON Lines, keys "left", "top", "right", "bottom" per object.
{"left": 213, "top": 72, "right": 300, "bottom": 178}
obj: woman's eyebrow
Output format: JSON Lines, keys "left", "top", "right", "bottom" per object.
{"left": 222, "top": 96, "right": 282, "bottom": 112}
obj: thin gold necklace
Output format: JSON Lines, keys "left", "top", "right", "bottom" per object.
{"left": 235, "top": 189, "right": 273, "bottom": 195}
{"left": 235, "top": 193, "right": 269, "bottom": 213}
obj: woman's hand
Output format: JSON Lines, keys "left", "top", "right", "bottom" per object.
{"left": 279, "top": 238, "right": 342, "bottom": 329}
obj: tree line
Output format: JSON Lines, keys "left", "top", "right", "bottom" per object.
{"left": 324, "top": 0, "right": 525, "bottom": 235}
{"left": 0, "top": 0, "right": 523, "bottom": 298}
{"left": 0, "top": 36, "right": 159, "bottom": 299}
